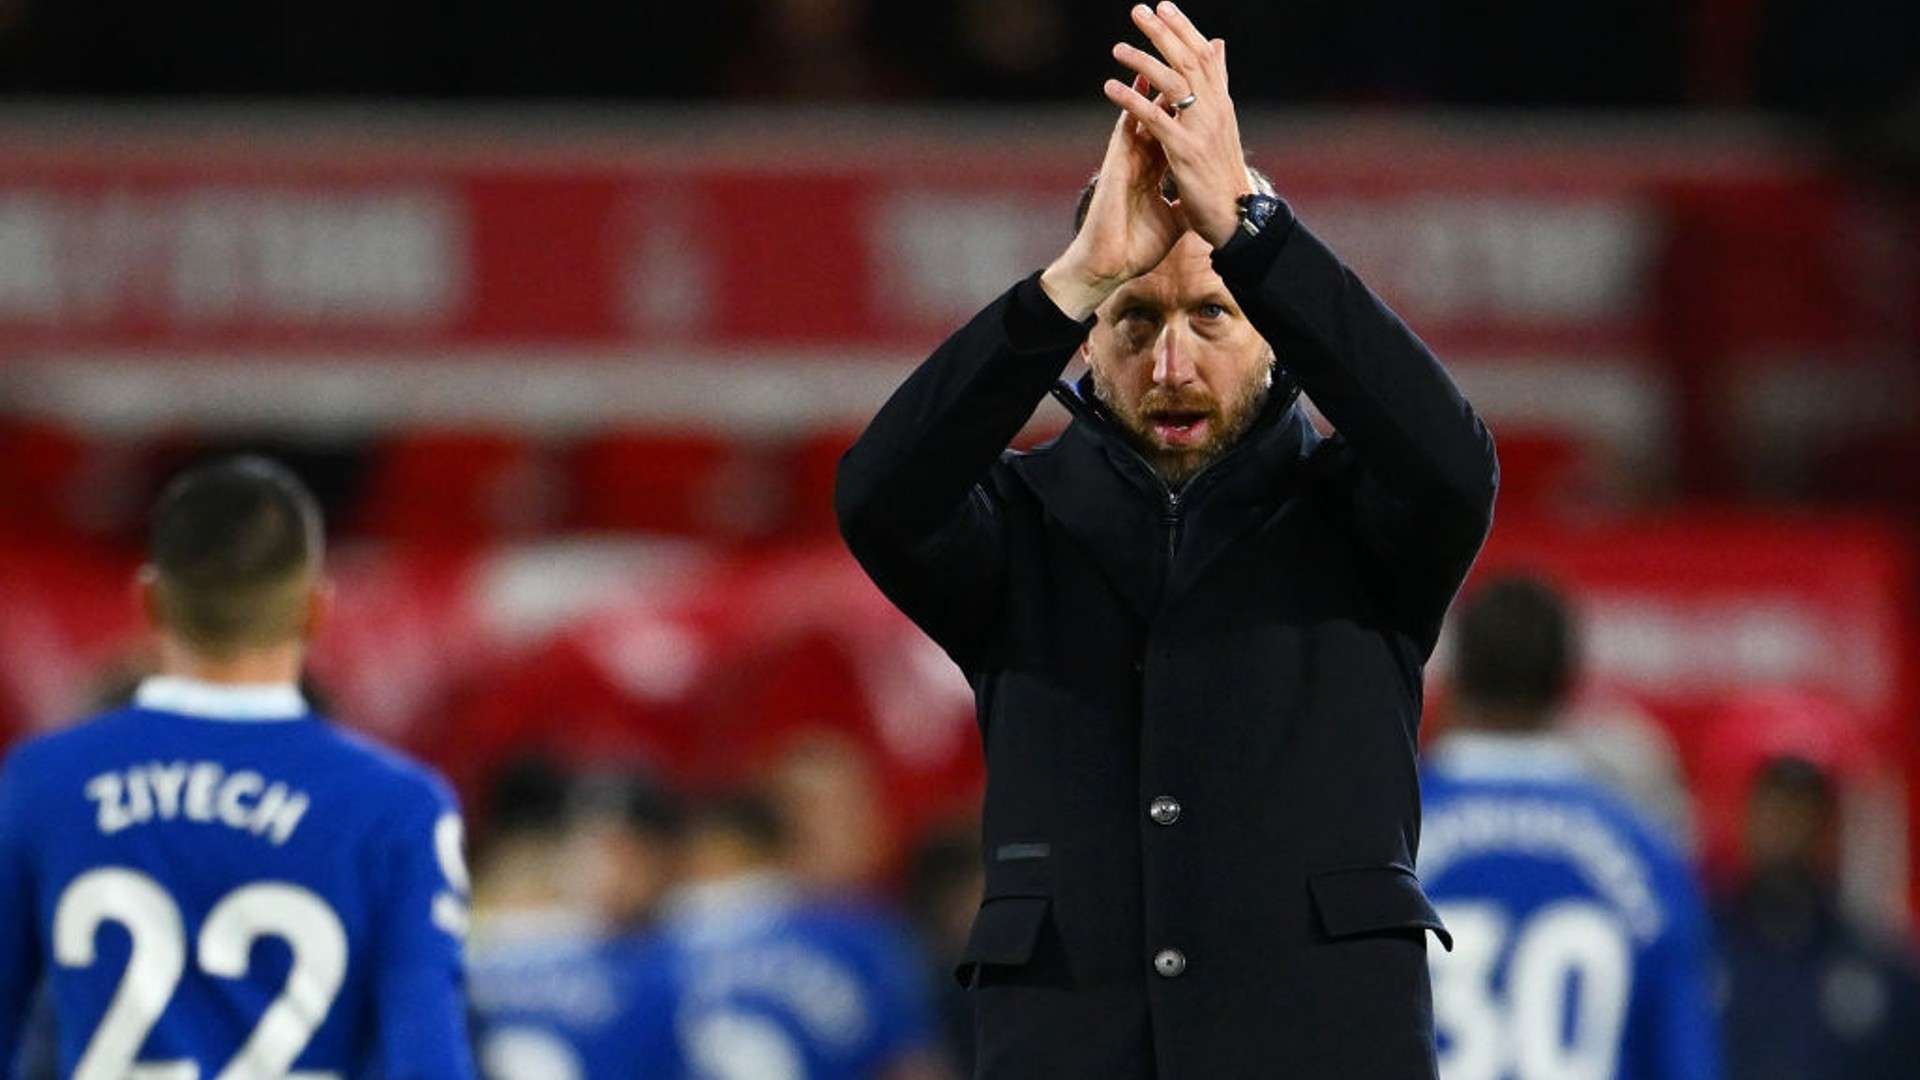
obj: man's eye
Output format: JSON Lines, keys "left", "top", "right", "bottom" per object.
{"left": 1197, "top": 303, "right": 1229, "bottom": 320}
{"left": 1121, "top": 307, "right": 1155, "bottom": 323}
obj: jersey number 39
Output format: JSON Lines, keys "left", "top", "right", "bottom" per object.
{"left": 54, "top": 867, "right": 347, "bottom": 1080}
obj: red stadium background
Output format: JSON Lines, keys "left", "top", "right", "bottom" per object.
{"left": 1, "top": 112, "right": 1916, "bottom": 923}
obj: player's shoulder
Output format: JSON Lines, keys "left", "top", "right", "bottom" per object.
{"left": 594, "top": 931, "right": 685, "bottom": 1058}
{"left": 1423, "top": 736, "right": 1684, "bottom": 862}
{"left": 1430, "top": 759, "right": 1667, "bottom": 851}
{"left": 799, "top": 893, "right": 912, "bottom": 935}
{"left": 1427, "top": 734, "right": 1638, "bottom": 814}
{"left": 1527, "top": 767, "right": 1690, "bottom": 870}
{"left": 1584, "top": 780, "right": 1673, "bottom": 843}
{"left": 605, "top": 927, "right": 678, "bottom": 974}
{"left": 598, "top": 929, "right": 683, "bottom": 1010}
{"left": 0, "top": 706, "right": 149, "bottom": 787}
{"left": 302, "top": 720, "right": 459, "bottom": 812}
{"left": 790, "top": 894, "right": 925, "bottom": 967}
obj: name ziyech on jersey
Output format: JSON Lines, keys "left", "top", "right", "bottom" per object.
{"left": 84, "top": 760, "right": 312, "bottom": 845}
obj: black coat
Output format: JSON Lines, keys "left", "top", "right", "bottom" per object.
{"left": 837, "top": 202, "right": 1498, "bottom": 1079}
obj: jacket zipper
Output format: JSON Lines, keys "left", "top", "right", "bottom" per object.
{"left": 1069, "top": 407, "right": 1206, "bottom": 567}
{"left": 1048, "top": 380, "right": 1296, "bottom": 567}
{"left": 1162, "top": 489, "right": 1183, "bottom": 563}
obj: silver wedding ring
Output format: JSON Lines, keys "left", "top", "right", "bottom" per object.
{"left": 1171, "top": 93, "right": 1198, "bottom": 112}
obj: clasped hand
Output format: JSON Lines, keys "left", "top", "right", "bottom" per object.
{"left": 1041, "top": 2, "right": 1256, "bottom": 321}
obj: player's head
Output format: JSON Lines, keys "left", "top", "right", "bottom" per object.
{"left": 905, "top": 825, "right": 985, "bottom": 956}
{"left": 1450, "top": 574, "right": 1578, "bottom": 731}
{"left": 565, "top": 768, "right": 684, "bottom": 929}
{"left": 470, "top": 754, "right": 576, "bottom": 914}
{"left": 1743, "top": 755, "right": 1837, "bottom": 885}
{"left": 141, "top": 456, "right": 328, "bottom": 663}
{"left": 1076, "top": 167, "right": 1282, "bottom": 489}
{"left": 766, "top": 731, "right": 889, "bottom": 890}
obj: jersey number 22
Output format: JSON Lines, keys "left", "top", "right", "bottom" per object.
{"left": 54, "top": 867, "right": 348, "bottom": 1080}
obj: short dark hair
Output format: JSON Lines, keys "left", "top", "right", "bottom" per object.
{"left": 571, "top": 768, "right": 684, "bottom": 837}
{"left": 1451, "top": 574, "right": 1578, "bottom": 720}
{"left": 482, "top": 753, "right": 575, "bottom": 837}
{"left": 1073, "top": 164, "right": 1278, "bottom": 236}
{"left": 147, "top": 455, "right": 323, "bottom": 655}
{"left": 1751, "top": 755, "right": 1834, "bottom": 809}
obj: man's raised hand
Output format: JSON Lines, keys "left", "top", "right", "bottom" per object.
{"left": 1104, "top": 2, "right": 1253, "bottom": 250}
{"left": 1039, "top": 73, "right": 1184, "bottom": 322}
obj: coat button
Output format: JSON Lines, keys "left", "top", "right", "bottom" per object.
{"left": 1148, "top": 796, "right": 1181, "bottom": 826}
{"left": 1153, "top": 948, "right": 1187, "bottom": 978}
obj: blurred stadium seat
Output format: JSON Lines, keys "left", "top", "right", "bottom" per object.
{"left": 1484, "top": 427, "right": 1602, "bottom": 516}
{"left": 567, "top": 430, "right": 785, "bottom": 540}
{"left": 782, "top": 429, "right": 861, "bottom": 538}
{"left": 0, "top": 421, "right": 151, "bottom": 547}
{"left": 359, "top": 429, "right": 557, "bottom": 545}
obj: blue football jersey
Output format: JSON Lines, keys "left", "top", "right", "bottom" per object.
{"left": 0, "top": 677, "right": 476, "bottom": 1080}
{"left": 467, "top": 915, "right": 649, "bottom": 1080}
{"left": 622, "top": 877, "right": 935, "bottom": 1080}
{"left": 1419, "top": 733, "right": 1720, "bottom": 1080}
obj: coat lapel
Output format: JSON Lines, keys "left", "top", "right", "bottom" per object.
{"left": 1009, "top": 418, "right": 1168, "bottom": 625}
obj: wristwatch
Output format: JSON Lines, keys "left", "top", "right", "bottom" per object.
{"left": 1237, "top": 192, "right": 1282, "bottom": 238}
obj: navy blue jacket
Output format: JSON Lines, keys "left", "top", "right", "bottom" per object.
{"left": 837, "top": 201, "right": 1498, "bottom": 1079}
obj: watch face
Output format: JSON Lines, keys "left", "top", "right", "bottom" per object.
{"left": 1243, "top": 194, "right": 1279, "bottom": 231}
{"left": 1238, "top": 193, "right": 1279, "bottom": 236}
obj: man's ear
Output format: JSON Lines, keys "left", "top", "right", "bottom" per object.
{"left": 134, "top": 565, "right": 164, "bottom": 634}
{"left": 304, "top": 578, "right": 336, "bottom": 641}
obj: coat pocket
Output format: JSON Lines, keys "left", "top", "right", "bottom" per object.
{"left": 1308, "top": 864, "right": 1453, "bottom": 951}
{"left": 954, "top": 896, "right": 1051, "bottom": 987}
{"left": 954, "top": 847, "right": 1054, "bottom": 987}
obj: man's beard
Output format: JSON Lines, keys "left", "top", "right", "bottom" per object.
{"left": 1091, "top": 359, "right": 1274, "bottom": 490}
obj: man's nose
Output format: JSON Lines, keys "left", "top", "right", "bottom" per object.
{"left": 1151, "top": 326, "right": 1194, "bottom": 387}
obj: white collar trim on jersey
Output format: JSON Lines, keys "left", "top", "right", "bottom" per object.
{"left": 661, "top": 870, "right": 798, "bottom": 943}
{"left": 466, "top": 908, "right": 608, "bottom": 955}
{"left": 1429, "top": 731, "right": 1587, "bottom": 781}
{"left": 134, "top": 675, "right": 309, "bottom": 722}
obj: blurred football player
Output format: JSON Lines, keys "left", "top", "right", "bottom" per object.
{"left": 1715, "top": 755, "right": 1920, "bottom": 1080}
{"left": 468, "top": 754, "right": 580, "bottom": 932}
{"left": 902, "top": 824, "right": 987, "bottom": 1076}
{"left": 563, "top": 767, "right": 683, "bottom": 933}
{"left": 624, "top": 792, "right": 947, "bottom": 1080}
{"left": 468, "top": 762, "right": 681, "bottom": 1080}
{"left": 764, "top": 732, "right": 892, "bottom": 894}
{"left": 1420, "top": 575, "right": 1721, "bottom": 1080}
{"left": 0, "top": 456, "right": 476, "bottom": 1078}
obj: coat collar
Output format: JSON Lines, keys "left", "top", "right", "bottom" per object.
{"left": 1009, "top": 370, "right": 1317, "bottom": 623}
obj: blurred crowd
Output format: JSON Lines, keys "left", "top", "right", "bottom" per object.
{"left": 2, "top": 1, "right": 1914, "bottom": 192}
{"left": 0, "top": 0, "right": 1911, "bottom": 116}
{"left": 461, "top": 751, "right": 983, "bottom": 1077}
